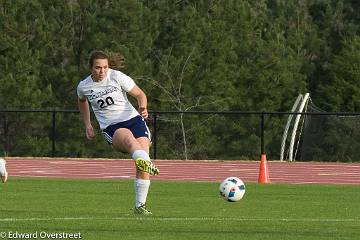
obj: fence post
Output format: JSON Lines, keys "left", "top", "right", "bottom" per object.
{"left": 152, "top": 111, "right": 157, "bottom": 160}
{"left": 261, "top": 112, "right": 265, "bottom": 154}
{"left": 4, "top": 113, "right": 9, "bottom": 156}
{"left": 52, "top": 110, "right": 56, "bottom": 157}
{"left": 258, "top": 111, "right": 271, "bottom": 183}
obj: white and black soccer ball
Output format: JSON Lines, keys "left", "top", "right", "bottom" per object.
{"left": 219, "top": 177, "right": 246, "bottom": 202}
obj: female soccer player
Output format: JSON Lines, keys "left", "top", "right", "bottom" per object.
{"left": 77, "top": 51, "right": 159, "bottom": 215}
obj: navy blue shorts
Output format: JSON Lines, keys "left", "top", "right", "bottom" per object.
{"left": 102, "top": 115, "right": 151, "bottom": 145}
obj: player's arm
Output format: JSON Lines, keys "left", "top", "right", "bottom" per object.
{"left": 78, "top": 98, "right": 95, "bottom": 140}
{"left": 128, "top": 85, "right": 148, "bottom": 120}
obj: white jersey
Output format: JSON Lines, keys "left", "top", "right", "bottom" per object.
{"left": 77, "top": 69, "right": 139, "bottom": 129}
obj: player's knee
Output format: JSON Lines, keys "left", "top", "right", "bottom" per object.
{"left": 114, "top": 137, "right": 138, "bottom": 152}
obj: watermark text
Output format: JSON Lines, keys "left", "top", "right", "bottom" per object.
{"left": 0, "top": 231, "right": 82, "bottom": 239}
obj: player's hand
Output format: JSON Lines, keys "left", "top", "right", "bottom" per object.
{"left": 85, "top": 124, "right": 95, "bottom": 140}
{"left": 139, "top": 107, "right": 149, "bottom": 120}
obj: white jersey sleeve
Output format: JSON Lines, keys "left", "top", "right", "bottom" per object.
{"left": 77, "top": 83, "right": 87, "bottom": 100}
{"left": 76, "top": 69, "right": 139, "bottom": 129}
{"left": 113, "top": 70, "right": 135, "bottom": 92}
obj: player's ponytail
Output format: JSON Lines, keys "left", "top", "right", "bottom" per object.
{"left": 108, "top": 52, "right": 125, "bottom": 70}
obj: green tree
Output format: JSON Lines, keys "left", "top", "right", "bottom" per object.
{"left": 0, "top": 0, "right": 54, "bottom": 156}
{"left": 318, "top": 36, "right": 360, "bottom": 112}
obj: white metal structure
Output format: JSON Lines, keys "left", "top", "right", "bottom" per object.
{"left": 280, "top": 94, "right": 303, "bottom": 161}
{"left": 280, "top": 93, "right": 310, "bottom": 161}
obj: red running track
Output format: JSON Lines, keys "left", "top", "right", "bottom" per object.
{"left": 4, "top": 157, "right": 360, "bottom": 185}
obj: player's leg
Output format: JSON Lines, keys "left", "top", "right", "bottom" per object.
{"left": 132, "top": 137, "right": 152, "bottom": 214}
{"left": 111, "top": 127, "right": 143, "bottom": 153}
{"left": 130, "top": 116, "right": 159, "bottom": 176}
{"left": 0, "top": 158, "right": 8, "bottom": 183}
{"left": 111, "top": 128, "right": 158, "bottom": 175}
{"left": 130, "top": 117, "right": 159, "bottom": 214}
{"left": 111, "top": 129, "right": 155, "bottom": 215}
{"left": 133, "top": 137, "right": 151, "bottom": 179}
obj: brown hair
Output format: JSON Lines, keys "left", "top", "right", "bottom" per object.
{"left": 88, "top": 50, "right": 109, "bottom": 68}
{"left": 108, "top": 52, "right": 125, "bottom": 70}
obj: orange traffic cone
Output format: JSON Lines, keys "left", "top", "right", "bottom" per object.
{"left": 258, "top": 154, "right": 270, "bottom": 184}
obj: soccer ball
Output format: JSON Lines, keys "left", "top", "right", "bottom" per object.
{"left": 219, "top": 177, "right": 245, "bottom": 202}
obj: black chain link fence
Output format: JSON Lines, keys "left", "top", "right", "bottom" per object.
{"left": 1, "top": 110, "right": 360, "bottom": 162}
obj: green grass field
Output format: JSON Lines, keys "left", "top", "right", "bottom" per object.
{"left": 1, "top": 178, "right": 359, "bottom": 240}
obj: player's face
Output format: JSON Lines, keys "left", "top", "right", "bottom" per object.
{"left": 91, "top": 59, "right": 109, "bottom": 82}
